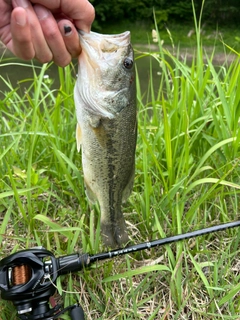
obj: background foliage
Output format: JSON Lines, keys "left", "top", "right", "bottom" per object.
{"left": 90, "top": 0, "right": 240, "bottom": 29}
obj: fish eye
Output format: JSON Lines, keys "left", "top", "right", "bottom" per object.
{"left": 123, "top": 58, "right": 133, "bottom": 69}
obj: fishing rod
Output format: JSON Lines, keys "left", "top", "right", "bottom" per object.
{"left": 0, "top": 220, "right": 239, "bottom": 320}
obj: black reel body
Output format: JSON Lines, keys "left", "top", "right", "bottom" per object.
{"left": 0, "top": 248, "right": 85, "bottom": 320}
{"left": 0, "top": 248, "right": 56, "bottom": 300}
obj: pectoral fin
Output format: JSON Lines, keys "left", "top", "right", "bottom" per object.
{"left": 76, "top": 123, "right": 82, "bottom": 152}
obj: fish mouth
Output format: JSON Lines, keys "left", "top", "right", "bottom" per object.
{"left": 78, "top": 31, "right": 131, "bottom": 66}
{"left": 78, "top": 30, "right": 130, "bottom": 47}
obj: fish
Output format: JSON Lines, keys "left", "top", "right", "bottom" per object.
{"left": 74, "top": 31, "right": 137, "bottom": 248}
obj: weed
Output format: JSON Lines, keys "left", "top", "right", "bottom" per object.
{"left": 0, "top": 4, "right": 239, "bottom": 319}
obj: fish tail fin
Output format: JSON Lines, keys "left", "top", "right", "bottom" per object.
{"left": 101, "top": 214, "right": 129, "bottom": 248}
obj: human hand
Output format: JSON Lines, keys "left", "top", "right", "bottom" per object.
{"left": 0, "top": 0, "right": 95, "bottom": 66}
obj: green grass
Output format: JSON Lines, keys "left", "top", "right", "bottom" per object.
{"left": 0, "top": 13, "right": 240, "bottom": 320}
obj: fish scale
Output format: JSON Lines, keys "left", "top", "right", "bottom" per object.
{"left": 74, "top": 31, "right": 137, "bottom": 248}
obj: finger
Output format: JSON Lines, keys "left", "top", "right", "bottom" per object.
{"left": 31, "top": 0, "right": 95, "bottom": 32}
{"left": 34, "top": 4, "right": 72, "bottom": 67}
{"left": 72, "top": 0, "right": 95, "bottom": 32}
{"left": 10, "top": 7, "right": 35, "bottom": 60}
{"left": 12, "top": 0, "right": 53, "bottom": 63}
{"left": 0, "top": 0, "right": 12, "bottom": 46}
{"left": 58, "top": 20, "right": 81, "bottom": 58}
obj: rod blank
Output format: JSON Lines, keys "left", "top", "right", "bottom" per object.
{"left": 90, "top": 220, "right": 240, "bottom": 264}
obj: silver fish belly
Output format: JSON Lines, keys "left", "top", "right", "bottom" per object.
{"left": 74, "top": 31, "right": 137, "bottom": 248}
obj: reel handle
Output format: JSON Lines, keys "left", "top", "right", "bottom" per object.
{"left": 70, "top": 304, "right": 85, "bottom": 320}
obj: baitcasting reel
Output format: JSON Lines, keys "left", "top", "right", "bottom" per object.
{"left": 0, "top": 247, "right": 87, "bottom": 319}
{"left": 0, "top": 220, "right": 240, "bottom": 320}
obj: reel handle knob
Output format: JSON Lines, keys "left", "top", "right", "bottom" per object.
{"left": 70, "top": 304, "right": 85, "bottom": 320}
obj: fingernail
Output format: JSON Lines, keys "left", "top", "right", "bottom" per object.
{"left": 64, "top": 25, "right": 72, "bottom": 36}
{"left": 34, "top": 5, "right": 50, "bottom": 20}
{"left": 15, "top": 12, "right": 27, "bottom": 26}
{"left": 14, "top": 0, "right": 29, "bottom": 8}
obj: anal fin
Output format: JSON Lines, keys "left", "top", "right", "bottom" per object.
{"left": 122, "top": 166, "right": 135, "bottom": 202}
{"left": 84, "top": 179, "right": 97, "bottom": 204}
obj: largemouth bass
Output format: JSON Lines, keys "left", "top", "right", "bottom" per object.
{"left": 74, "top": 31, "right": 137, "bottom": 248}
